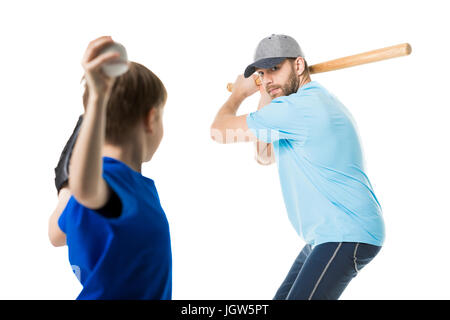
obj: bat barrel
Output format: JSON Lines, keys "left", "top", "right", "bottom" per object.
{"left": 308, "top": 43, "right": 412, "bottom": 74}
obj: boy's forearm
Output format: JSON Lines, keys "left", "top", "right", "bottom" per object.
{"left": 69, "top": 95, "right": 107, "bottom": 201}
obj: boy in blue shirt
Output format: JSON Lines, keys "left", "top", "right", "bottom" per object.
{"left": 48, "top": 36, "right": 171, "bottom": 300}
{"left": 211, "top": 34, "right": 385, "bottom": 299}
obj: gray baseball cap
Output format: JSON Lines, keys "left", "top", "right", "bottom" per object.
{"left": 244, "top": 34, "right": 305, "bottom": 78}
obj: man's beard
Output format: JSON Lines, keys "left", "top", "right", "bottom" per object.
{"left": 267, "top": 67, "right": 300, "bottom": 98}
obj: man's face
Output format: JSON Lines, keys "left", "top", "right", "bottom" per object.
{"left": 256, "top": 59, "right": 299, "bottom": 99}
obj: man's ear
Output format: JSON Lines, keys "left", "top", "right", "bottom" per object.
{"left": 145, "top": 108, "right": 158, "bottom": 134}
{"left": 295, "top": 57, "right": 306, "bottom": 76}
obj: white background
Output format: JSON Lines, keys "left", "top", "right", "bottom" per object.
{"left": 0, "top": 0, "right": 449, "bottom": 300}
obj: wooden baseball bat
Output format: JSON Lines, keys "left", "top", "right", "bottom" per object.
{"left": 226, "top": 43, "right": 412, "bottom": 92}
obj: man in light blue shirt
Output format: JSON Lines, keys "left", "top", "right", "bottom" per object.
{"left": 211, "top": 34, "right": 385, "bottom": 300}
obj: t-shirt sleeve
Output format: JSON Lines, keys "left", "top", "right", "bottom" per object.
{"left": 58, "top": 209, "right": 66, "bottom": 233}
{"left": 96, "top": 186, "right": 123, "bottom": 218}
{"left": 58, "top": 196, "right": 74, "bottom": 233}
{"left": 246, "top": 98, "right": 309, "bottom": 143}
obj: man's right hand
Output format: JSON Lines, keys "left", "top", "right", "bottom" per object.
{"left": 257, "top": 81, "right": 273, "bottom": 110}
{"left": 230, "top": 74, "right": 260, "bottom": 100}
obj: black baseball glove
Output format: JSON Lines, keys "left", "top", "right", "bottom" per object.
{"left": 54, "top": 115, "right": 83, "bottom": 194}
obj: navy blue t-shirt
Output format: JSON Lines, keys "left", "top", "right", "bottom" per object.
{"left": 59, "top": 157, "right": 172, "bottom": 300}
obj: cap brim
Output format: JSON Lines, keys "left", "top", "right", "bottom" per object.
{"left": 244, "top": 57, "right": 286, "bottom": 78}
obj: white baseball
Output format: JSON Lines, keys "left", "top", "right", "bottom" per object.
{"left": 99, "top": 42, "right": 129, "bottom": 77}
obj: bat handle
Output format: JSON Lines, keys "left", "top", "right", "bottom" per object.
{"left": 227, "top": 77, "right": 262, "bottom": 92}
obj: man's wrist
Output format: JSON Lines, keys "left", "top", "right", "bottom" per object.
{"left": 229, "top": 92, "right": 246, "bottom": 105}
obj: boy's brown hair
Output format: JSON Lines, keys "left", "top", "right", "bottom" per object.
{"left": 83, "top": 62, "right": 167, "bottom": 145}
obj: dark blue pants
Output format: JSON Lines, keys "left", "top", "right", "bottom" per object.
{"left": 274, "top": 242, "right": 381, "bottom": 300}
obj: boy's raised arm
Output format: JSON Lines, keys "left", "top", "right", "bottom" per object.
{"left": 69, "top": 36, "right": 118, "bottom": 210}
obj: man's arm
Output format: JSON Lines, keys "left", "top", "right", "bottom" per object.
{"left": 255, "top": 141, "right": 275, "bottom": 165}
{"left": 69, "top": 36, "right": 118, "bottom": 209}
{"left": 210, "top": 75, "right": 259, "bottom": 144}
{"left": 254, "top": 84, "right": 276, "bottom": 165}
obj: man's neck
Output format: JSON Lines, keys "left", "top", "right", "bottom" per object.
{"left": 298, "top": 75, "right": 312, "bottom": 91}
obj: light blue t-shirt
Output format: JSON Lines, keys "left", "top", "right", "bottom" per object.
{"left": 246, "top": 81, "right": 385, "bottom": 247}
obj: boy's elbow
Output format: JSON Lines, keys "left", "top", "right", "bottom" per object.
{"left": 49, "top": 234, "right": 65, "bottom": 247}
{"left": 48, "top": 221, "right": 66, "bottom": 247}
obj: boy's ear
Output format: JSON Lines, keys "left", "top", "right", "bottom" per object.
{"left": 145, "top": 108, "right": 157, "bottom": 134}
